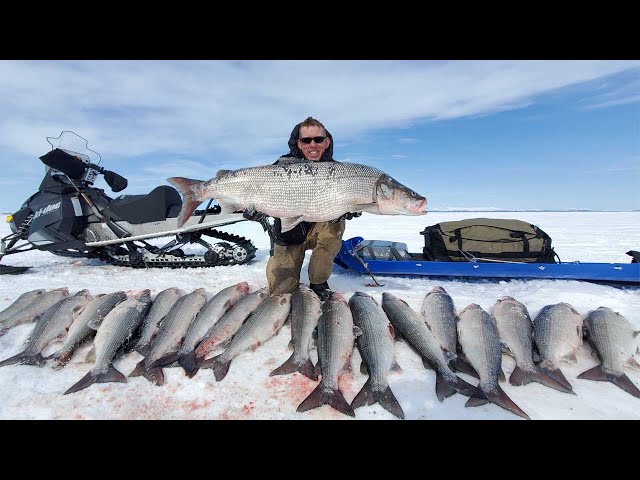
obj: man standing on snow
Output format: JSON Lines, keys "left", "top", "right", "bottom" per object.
{"left": 245, "top": 117, "right": 360, "bottom": 301}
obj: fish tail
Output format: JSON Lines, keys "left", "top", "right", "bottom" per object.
{"left": 466, "top": 384, "right": 530, "bottom": 420}
{"left": 435, "top": 371, "right": 458, "bottom": 401}
{"left": 201, "top": 355, "right": 231, "bottom": 382}
{"left": 452, "top": 374, "right": 484, "bottom": 399}
{"left": 52, "top": 351, "right": 73, "bottom": 369}
{"left": 166, "top": 177, "right": 205, "bottom": 228}
{"left": 148, "top": 351, "right": 180, "bottom": 370}
{"left": 351, "top": 379, "right": 405, "bottom": 420}
{"left": 298, "top": 382, "right": 355, "bottom": 417}
{"left": 64, "top": 364, "right": 127, "bottom": 395}
{"left": 269, "top": 353, "right": 317, "bottom": 381}
{"left": 453, "top": 357, "right": 480, "bottom": 379}
{"left": 178, "top": 351, "right": 199, "bottom": 378}
{"left": 510, "top": 365, "right": 576, "bottom": 394}
{"left": 578, "top": 364, "right": 640, "bottom": 399}
{"left": 539, "top": 365, "right": 573, "bottom": 391}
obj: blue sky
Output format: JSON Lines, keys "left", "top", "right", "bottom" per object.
{"left": 0, "top": 60, "right": 638, "bottom": 212}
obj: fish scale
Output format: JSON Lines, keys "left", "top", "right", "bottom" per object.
{"left": 53, "top": 291, "right": 127, "bottom": 366}
{"left": 168, "top": 161, "right": 427, "bottom": 230}
{"left": 585, "top": 307, "right": 637, "bottom": 374}
{"left": 195, "top": 162, "right": 381, "bottom": 219}
{"left": 350, "top": 292, "right": 395, "bottom": 390}
{"left": 297, "top": 292, "right": 356, "bottom": 417}
{"left": 533, "top": 302, "right": 583, "bottom": 369}
{"left": 492, "top": 297, "right": 536, "bottom": 370}
{"left": 93, "top": 291, "right": 152, "bottom": 374}
{"left": 421, "top": 286, "right": 458, "bottom": 359}
{"left": 457, "top": 306, "right": 502, "bottom": 391}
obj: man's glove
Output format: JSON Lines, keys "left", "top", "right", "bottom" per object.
{"left": 331, "top": 212, "right": 362, "bottom": 223}
{"left": 243, "top": 209, "right": 272, "bottom": 232}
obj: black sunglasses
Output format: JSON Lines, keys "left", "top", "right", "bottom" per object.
{"left": 299, "top": 136, "right": 326, "bottom": 144}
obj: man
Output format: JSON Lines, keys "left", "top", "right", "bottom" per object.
{"left": 245, "top": 117, "right": 360, "bottom": 300}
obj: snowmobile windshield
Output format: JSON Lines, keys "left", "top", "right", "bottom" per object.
{"left": 46, "top": 131, "right": 102, "bottom": 166}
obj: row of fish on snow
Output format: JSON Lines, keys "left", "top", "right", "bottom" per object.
{"left": 0, "top": 283, "right": 638, "bottom": 419}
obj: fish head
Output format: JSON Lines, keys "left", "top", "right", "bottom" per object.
{"left": 366, "top": 174, "right": 427, "bottom": 215}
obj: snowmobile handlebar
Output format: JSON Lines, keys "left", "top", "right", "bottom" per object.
{"left": 39, "top": 148, "right": 128, "bottom": 192}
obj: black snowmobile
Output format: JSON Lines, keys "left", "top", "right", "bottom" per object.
{"left": 0, "top": 131, "right": 256, "bottom": 273}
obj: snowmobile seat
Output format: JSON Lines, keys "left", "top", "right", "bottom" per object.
{"left": 103, "top": 185, "right": 183, "bottom": 224}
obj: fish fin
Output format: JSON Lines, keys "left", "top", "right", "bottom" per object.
{"left": 435, "top": 371, "right": 458, "bottom": 402}
{"left": 86, "top": 317, "right": 102, "bottom": 330}
{"left": 64, "top": 364, "right": 127, "bottom": 395}
{"left": 166, "top": 177, "right": 206, "bottom": 228}
{"left": 477, "top": 384, "right": 531, "bottom": 420}
{"left": 465, "top": 396, "right": 490, "bottom": 407}
{"left": 84, "top": 346, "right": 96, "bottom": 363}
{"left": 128, "top": 360, "right": 147, "bottom": 378}
{"left": 510, "top": 365, "right": 575, "bottom": 394}
{"left": 607, "top": 372, "right": 640, "bottom": 399}
{"left": 360, "top": 361, "right": 369, "bottom": 375}
{"left": 298, "top": 383, "right": 355, "bottom": 417}
{"left": 270, "top": 354, "right": 317, "bottom": 381}
{"left": 52, "top": 351, "right": 73, "bottom": 369}
{"left": 280, "top": 216, "right": 305, "bottom": 233}
{"left": 0, "top": 351, "right": 45, "bottom": 368}
{"left": 144, "top": 368, "right": 165, "bottom": 386}
{"left": 215, "top": 169, "right": 232, "bottom": 178}
{"left": 178, "top": 351, "right": 199, "bottom": 378}
{"left": 390, "top": 360, "right": 402, "bottom": 373}
{"left": 217, "top": 200, "right": 242, "bottom": 215}
{"left": 453, "top": 357, "right": 480, "bottom": 380}
{"left": 71, "top": 304, "right": 85, "bottom": 320}
{"left": 578, "top": 364, "right": 640, "bottom": 398}
{"left": 453, "top": 375, "right": 484, "bottom": 399}
{"left": 135, "top": 343, "right": 150, "bottom": 357}
{"left": 351, "top": 379, "right": 405, "bottom": 419}
{"left": 149, "top": 351, "right": 180, "bottom": 370}
{"left": 203, "top": 355, "right": 231, "bottom": 382}
{"left": 421, "top": 357, "right": 434, "bottom": 370}
{"left": 540, "top": 366, "right": 573, "bottom": 391}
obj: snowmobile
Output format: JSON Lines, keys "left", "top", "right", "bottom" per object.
{"left": 0, "top": 131, "right": 257, "bottom": 273}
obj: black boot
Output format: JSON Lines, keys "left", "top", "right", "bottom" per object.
{"left": 310, "top": 281, "right": 332, "bottom": 301}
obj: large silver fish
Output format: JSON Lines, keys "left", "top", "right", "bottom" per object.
{"left": 420, "top": 286, "right": 459, "bottom": 369}
{"left": 0, "top": 288, "right": 70, "bottom": 336}
{"left": 381, "top": 292, "right": 481, "bottom": 403}
{"left": 297, "top": 292, "right": 356, "bottom": 417}
{"left": 457, "top": 304, "right": 530, "bottom": 420}
{"left": 578, "top": 306, "right": 640, "bottom": 398}
{"left": 0, "top": 289, "right": 46, "bottom": 323}
{"left": 492, "top": 296, "right": 574, "bottom": 394}
{"left": 195, "top": 287, "right": 269, "bottom": 362}
{"left": 202, "top": 293, "right": 291, "bottom": 381}
{"left": 270, "top": 284, "right": 322, "bottom": 381}
{"left": 168, "top": 161, "right": 427, "bottom": 231}
{"left": 136, "top": 287, "right": 184, "bottom": 357}
{"left": 64, "top": 290, "right": 152, "bottom": 395}
{"left": 51, "top": 291, "right": 128, "bottom": 368}
{"left": 0, "top": 289, "right": 93, "bottom": 368}
{"left": 129, "top": 288, "right": 207, "bottom": 385}
{"left": 178, "top": 281, "right": 249, "bottom": 377}
{"left": 532, "top": 302, "right": 583, "bottom": 392}
{"left": 348, "top": 292, "right": 404, "bottom": 419}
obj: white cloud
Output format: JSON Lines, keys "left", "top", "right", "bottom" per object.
{"left": 0, "top": 60, "right": 638, "bottom": 163}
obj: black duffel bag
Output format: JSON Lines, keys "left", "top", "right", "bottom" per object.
{"left": 420, "top": 218, "right": 558, "bottom": 263}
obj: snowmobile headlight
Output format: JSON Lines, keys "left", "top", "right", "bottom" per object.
{"left": 5, "top": 215, "right": 12, "bottom": 223}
